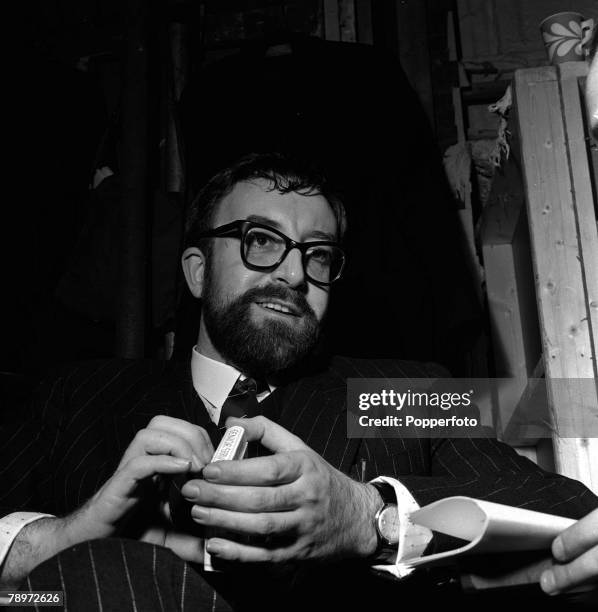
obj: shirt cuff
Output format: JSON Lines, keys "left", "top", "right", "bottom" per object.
{"left": 370, "top": 476, "right": 433, "bottom": 579}
{"left": 0, "top": 513, "right": 54, "bottom": 567}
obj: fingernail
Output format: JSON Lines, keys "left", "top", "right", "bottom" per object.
{"left": 541, "top": 570, "right": 557, "bottom": 595}
{"left": 191, "top": 506, "right": 209, "bottom": 522}
{"left": 206, "top": 539, "right": 222, "bottom": 554}
{"left": 203, "top": 465, "right": 221, "bottom": 481}
{"left": 181, "top": 483, "right": 200, "bottom": 499}
{"left": 172, "top": 458, "right": 192, "bottom": 469}
{"left": 552, "top": 536, "right": 565, "bottom": 560}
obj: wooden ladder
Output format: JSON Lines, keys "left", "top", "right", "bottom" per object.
{"left": 512, "top": 62, "right": 598, "bottom": 491}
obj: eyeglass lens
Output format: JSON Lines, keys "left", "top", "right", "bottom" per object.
{"left": 243, "top": 227, "right": 343, "bottom": 283}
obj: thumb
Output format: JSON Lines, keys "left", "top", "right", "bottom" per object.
{"left": 225, "top": 416, "right": 308, "bottom": 453}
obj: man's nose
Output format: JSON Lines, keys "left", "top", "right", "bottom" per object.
{"left": 272, "top": 247, "right": 306, "bottom": 287}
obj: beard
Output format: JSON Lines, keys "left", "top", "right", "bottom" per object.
{"left": 201, "top": 270, "right": 321, "bottom": 378}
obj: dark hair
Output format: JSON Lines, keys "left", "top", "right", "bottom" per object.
{"left": 184, "top": 152, "right": 347, "bottom": 250}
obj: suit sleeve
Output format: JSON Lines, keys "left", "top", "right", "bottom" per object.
{"left": 361, "top": 435, "right": 598, "bottom": 520}
{"left": 356, "top": 361, "right": 598, "bottom": 521}
{"left": 0, "top": 370, "right": 68, "bottom": 517}
{"left": 335, "top": 355, "right": 597, "bottom": 520}
{"left": 402, "top": 363, "right": 598, "bottom": 519}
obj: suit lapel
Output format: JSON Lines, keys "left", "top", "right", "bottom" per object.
{"left": 104, "top": 361, "right": 215, "bottom": 460}
{"left": 171, "top": 360, "right": 222, "bottom": 446}
{"left": 106, "top": 359, "right": 361, "bottom": 476}
{"left": 257, "top": 386, "right": 284, "bottom": 421}
{"left": 170, "top": 361, "right": 285, "bottom": 449}
{"left": 275, "top": 370, "right": 361, "bottom": 474}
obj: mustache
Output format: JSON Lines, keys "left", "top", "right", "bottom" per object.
{"left": 241, "top": 285, "right": 315, "bottom": 318}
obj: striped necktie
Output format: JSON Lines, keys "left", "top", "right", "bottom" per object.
{"left": 218, "top": 376, "right": 268, "bottom": 427}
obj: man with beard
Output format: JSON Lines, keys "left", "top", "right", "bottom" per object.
{"left": 1, "top": 153, "right": 597, "bottom": 610}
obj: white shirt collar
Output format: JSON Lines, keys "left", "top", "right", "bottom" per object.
{"left": 190, "top": 346, "right": 273, "bottom": 424}
{"left": 191, "top": 347, "right": 240, "bottom": 423}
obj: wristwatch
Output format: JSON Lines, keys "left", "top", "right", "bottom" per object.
{"left": 370, "top": 480, "right": 401, "bottom": 563}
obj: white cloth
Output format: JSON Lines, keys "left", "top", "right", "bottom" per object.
{"left": 0, "top": 348, "right": 432, "bottom": 573}
{"left": 0, "top": 512, "right": 54, "bottom": 569}
{"left": 190, "top": 348, "right": 272, "bottom": 424}
{"left": 371, "top": 477, "right": 432, "bottom": 578}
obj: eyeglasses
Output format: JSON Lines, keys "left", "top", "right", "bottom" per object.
{"left": 198, "top": 220, "right": 346, "bottom": 285}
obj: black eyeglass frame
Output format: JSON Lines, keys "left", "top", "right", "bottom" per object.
{"left": 196, "top": 220, "right": 346, "bottom": 285}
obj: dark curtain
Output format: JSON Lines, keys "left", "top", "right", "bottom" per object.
{"left": 175, "top": 35, "right": 482, "bottom": 374}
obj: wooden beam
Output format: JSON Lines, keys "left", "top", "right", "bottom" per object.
{"left": 480, "top": 131, "right": 526, "bottom": 247}
{"left": 427, "top": 0, "right": 457, "bottom": 147}
{"left": 339, "top": 0, "right": 356, "bottom": 43}
{"left": 480, "top": 190, "right": 523, "bottom": 245}
{"left": 482, "top": 203, "right": 541, "bottom": 440}
{"left": 514, "top": 66, "right": 598, "bottom": 491}
{"left": 456, "top": 0, "right": 498, "bottom": 62}
{"left": 483, "top": 243, "right": 530, "bottom": 434}
{"left": 323, "top": 0, "right": 340, "bottom": 42}
{"left": 558, "top": 61, "right": 598, "bottom": 376}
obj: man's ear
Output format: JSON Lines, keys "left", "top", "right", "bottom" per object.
{"left": 181, "top": 247, "right": 206, "bottom": 299}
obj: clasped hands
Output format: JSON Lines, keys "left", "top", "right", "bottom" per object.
{"left": 76, "top": 413, "right": 597, "bottom": 593}
{"left": 76, "top": 414, "right": 378, "bottom": 566}
{"left": 180, "top": 416, "right": 379, "bottom": 564}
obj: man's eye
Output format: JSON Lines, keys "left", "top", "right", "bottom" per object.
{"left": 247, "top": 231, "right": 276, "bottom": 249}
{"left": 309, "top": 248, "right": 332, "bottom": 264}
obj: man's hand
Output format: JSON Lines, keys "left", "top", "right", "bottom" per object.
{"left": 180, "top": 416, "right": 381, "bottom": 564}
{"left": 66, "top": 416, "right": 214, "bottom": 545}
{"left": 1, "top": 416, "right": 214, "bottom": 587}
{"left": 540, "top": 508, "right": 598, "bottom": 595}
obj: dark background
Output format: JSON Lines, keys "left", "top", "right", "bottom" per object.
{"left": 4, "top": 0, "right": 592, "bottom": 388}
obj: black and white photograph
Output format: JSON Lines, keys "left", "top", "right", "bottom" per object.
{"left": 1, "top": 1, "right": 597, "bottom": 610}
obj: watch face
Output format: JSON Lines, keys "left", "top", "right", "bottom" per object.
{"left": 378, "top": 505, "right": 401, "bottom": 543}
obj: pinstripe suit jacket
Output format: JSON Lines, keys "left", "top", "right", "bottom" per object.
{"left": 2, "top": 356, "right": 596, "bottom": 523}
